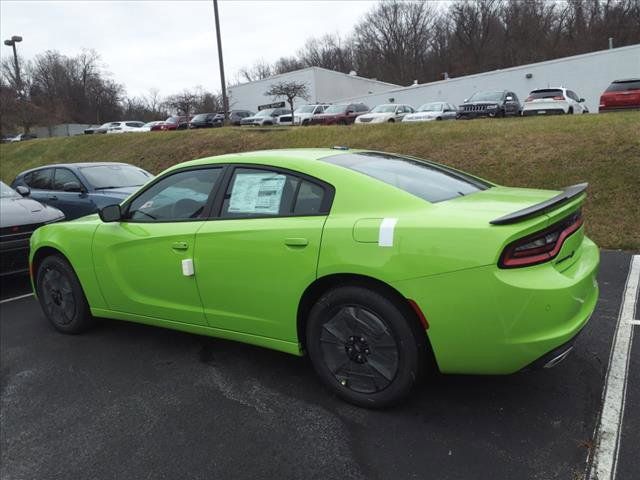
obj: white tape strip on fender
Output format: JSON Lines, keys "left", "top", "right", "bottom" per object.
{"left": 378, "top": 218, "right": 398, "bottom": 247}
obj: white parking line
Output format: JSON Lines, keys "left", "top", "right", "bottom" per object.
{"left": 629, "top": 320, "right": 640, "bottom": 326}
{"left": 0, "top": 293, "right": 34, "bottom": 304}
{"left": 588, "top": 255, "right": 639, "bottom": 480}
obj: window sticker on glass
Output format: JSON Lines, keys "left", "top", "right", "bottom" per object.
{"left": 228, "top": 172, "right": 286, "bottom": 214}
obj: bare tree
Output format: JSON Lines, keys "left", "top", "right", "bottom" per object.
{"left": 264, "top": 80, "right": 309, "bottom": 125}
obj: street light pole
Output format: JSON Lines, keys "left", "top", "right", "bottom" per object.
{"left": 3, "top": 35, "right": 23, "bottom": 94}
{"left": 212, "top": 0, "right": 229, "bottom": 123}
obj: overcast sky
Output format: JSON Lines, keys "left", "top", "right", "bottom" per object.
{"left": 0, "top": 0, "right": 376, "bottom": 97}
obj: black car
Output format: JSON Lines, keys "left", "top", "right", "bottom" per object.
{"left": 457, "top": 90, "right": 521, "bottom": 119}
{"left": 0, "top": 181, "right": 65, "bottom": 276}
{"left": 189, "top": 113, "right": 223, "bottom": 129}
{"left": 11, "top": 162, "right": 153, "bottom": 220}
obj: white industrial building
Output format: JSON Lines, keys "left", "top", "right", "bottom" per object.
{"left": 228, "top": 66, "right": 399, "bottom": 111}
{"left": 229, "top": 44, "right": 639, "bottom": 114}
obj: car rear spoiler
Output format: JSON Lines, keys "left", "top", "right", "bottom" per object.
{"left": 490, "top": 183, "right": 588, "bottom": 225}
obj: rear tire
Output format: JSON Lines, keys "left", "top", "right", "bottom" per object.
{"left": 388, "top": 118, "right": 395, "bottom": 123}
{"left": 36, "top": 255, "right": 95, "bottom": 334}
{"left": 306, "top": 286, "right": 426, "bottom": 408}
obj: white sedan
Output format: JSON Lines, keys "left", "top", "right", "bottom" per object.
{"left": 522, "top": 88, "right": 589, "bottom": 116}
{"left": 402, "top": 102, "right": 458, "bottom": 122}
{"left": 355, "top": 104, "right": 414, "bottom": 124}
{"left": 105, "top": 121, "right": 146, "bottom": 134}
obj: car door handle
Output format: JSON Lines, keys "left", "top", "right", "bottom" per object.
{"left": 171, "top": 241, "right": 189, "bottom": 251}
{"left": 284, "top": 237, "right": 308, "bottom": 247}
{"left": 48, "top": 195, "right": 58, "bottom": 201}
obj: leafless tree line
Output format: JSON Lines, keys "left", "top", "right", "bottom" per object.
{"left": 237, "top": 0, "right": 640, "bottom": 85}
{"left": 0, "top": 50, "right": 222, "bottom": 134}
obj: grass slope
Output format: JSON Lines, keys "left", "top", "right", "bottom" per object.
{"left": 1, "top": 112, "right": 639, "bottom": 249}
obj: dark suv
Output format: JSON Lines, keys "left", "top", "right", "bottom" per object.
{"left": 458, "top": 90, "right": 521, "bottom": 119}
{"left": 309, "top": 103, "right": 370, "bottom": 125}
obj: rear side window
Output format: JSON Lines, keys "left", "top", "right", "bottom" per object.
{"left": 24, "top": 169, "right": 53, "bottom": 190}
{"left": 606, "top": 80, "right": 640, "bottom": 92}
{"left": 321, "top": 152, "right": 490, "bottom": 203}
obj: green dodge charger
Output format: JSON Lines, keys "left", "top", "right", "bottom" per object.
{"left": 30, "top": 148, "right": 599, "bottom": 407}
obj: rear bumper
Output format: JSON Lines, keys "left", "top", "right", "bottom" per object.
{"left": 392, "top": 235, "right": 600, "bottom": 374}
{"left": 599, "top": 105, "right": 640, "bottom": 112}
{"left": 522, "top": 108, "right": 566, "bottom": 116}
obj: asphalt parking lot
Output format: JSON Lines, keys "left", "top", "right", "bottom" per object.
{"left": 1, "top": 250, "right": 638, "bottom": 480}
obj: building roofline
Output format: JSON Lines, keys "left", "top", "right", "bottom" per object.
{"left": 229, "top": 65, "right": 400, "bottom": 89}
{"left": 333, "top": 43, "right": 640, "bottom": 103}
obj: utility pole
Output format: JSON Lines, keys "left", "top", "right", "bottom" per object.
{"left": 212, "top": 0, "right": 229, "bottom": 122}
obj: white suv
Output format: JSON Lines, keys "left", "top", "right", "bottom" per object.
{"left": 279, "top": 104, "right": 330, "bottom": 126}
{"left": 522, "top": 87, "right": 588, "bottom": 116}
{"left": 105, "top": 121, "right": 146, "bottom": 134}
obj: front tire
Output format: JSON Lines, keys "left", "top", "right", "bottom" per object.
{"left": 36, "top": 255, "right": 95, "bottom": 334}
{"left": 306, "top": 286, "right": 425, "bottom": 408}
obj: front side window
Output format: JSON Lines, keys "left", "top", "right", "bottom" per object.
{"left": 321, "top": 152, "right": 490, "bottom": 203}
{"left": 127, "top": 168, "right": 222, "bottom": 222}
{"left": 221, "top": 168, "right": 327, "bottom": 218}
{"left": 53, "top": 169, "right": 82, "bottom": 190}
{"left": 25, "top": 169, "right": 53, "bottom": 190}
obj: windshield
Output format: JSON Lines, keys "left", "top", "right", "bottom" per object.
{"left": 468, "top": 91, "right": 504, "bottom": 102}
{"left": 418, "top": 103, "right": 443, "bottom": 112}
{"left": 0, "top": 181, "right": 18, "bottom": 198}
{"left": 371, "top": 105, "right": 397, "bottom": 113}
{"left": 255, "top": 109, "right": 274, "bottom": 117}
{"left": 165, "top": 117, "right": 179, "bottom": 124}
{"left": 324, "top": 105, "right": 347, "bottom": 114}
{"left": 321, "top": 152, "right": 490, "bottom": 203}
{"left": 79, "top": 165, "right": 151, "bottom": 189}
{"left": 296, "top": 106, "right": 316, "bottom": 114}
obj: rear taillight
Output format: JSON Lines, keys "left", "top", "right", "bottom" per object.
{"left": 525, "top": 96, "right": 533, "bottom": 102}
{"left": 499, "top": 210, "right": 583, "bottom": 268}
{"left": 553, "top": 95, "right": 565, "bottom": 100}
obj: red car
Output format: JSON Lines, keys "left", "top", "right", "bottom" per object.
{"left": 150, "top": 116, "right": 190, "bottom": 131}
{"left": 599, "top": 78, "right": 640, "bottom": 112}
{"left": 309, "top": 103, "right": 369, "bottom": 125}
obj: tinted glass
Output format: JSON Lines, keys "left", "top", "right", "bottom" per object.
{"left": 125, "top": 122, "right": 144, "bottom": 127}
{"left": 321, "top": 152, "right": 490, "bottom": 203}
{"left": 529, "top": 89, "right": 563, "bottom": 99}
{"left": 128, "top": 168, "right": 221, "bottom": 221}
{"left": 25, "top": 169, "right": 53, "bottom": 190}
{"left": 606, "top": 80, "right": 640, "bottom": 92}
{"left": 80, "top": 164, "right": 151, "bottom": 189}
{"left": 53, "top": 169, "right": 81, "bottom": 190}
{"left": 468, "top": 91, "right": 504, "bottom": 102}
{"left": 293, "top": 181, "right": 325, "bottom": 215}
{"left": 356, "top": 104, "right": 369, "bottom": 112}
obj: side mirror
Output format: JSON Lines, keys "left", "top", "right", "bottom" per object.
{"left": 16, "top": 185, "right": 30, "bottom": 197}
{"left": 63, "top": 181, "right": 83, "bottom": 192}
{"left": 99, "top": 204, "right": 122, "bottom": 222}
{"left": 579, "top": 98, "right": 585, "bottom": 103}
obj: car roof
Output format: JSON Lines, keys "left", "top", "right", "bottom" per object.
{"left": 18, "top": 162, "right": 132, "bottom": 176}
{"left": 171, "top": 148, "right": 361, "bottom": 172}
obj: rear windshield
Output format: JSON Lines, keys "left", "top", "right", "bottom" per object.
{"left": 321, "top": 152, "right": 490, "bottom": 203}
{"left": 528, "top": 89, "right": 563, "bottom": 99}
{"left": 606, "top": 80, "right": 640, "bottom": 92}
